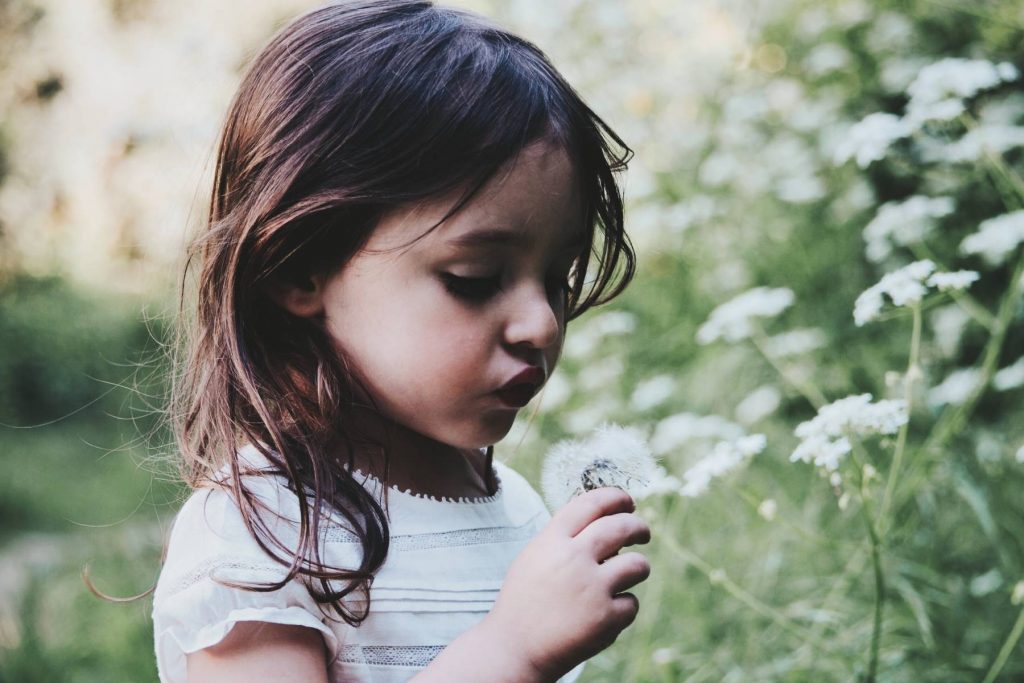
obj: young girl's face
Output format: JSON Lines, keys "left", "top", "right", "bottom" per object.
{"left": 317, "top": 141, "right": 584, "bottom": 450}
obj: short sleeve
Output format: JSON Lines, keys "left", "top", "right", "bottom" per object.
{"left": 152, "top": 481, "right": 358, "bottom": 683}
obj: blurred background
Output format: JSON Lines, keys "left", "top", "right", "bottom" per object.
{"left": 2, "top": 0, "right": 1024, "bottom": 680}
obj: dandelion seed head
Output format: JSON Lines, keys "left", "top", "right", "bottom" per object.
{"left": 540, "top": 423, "right": 659, "bottom": 510}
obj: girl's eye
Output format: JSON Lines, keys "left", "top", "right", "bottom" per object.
{"left": 441, "top": 273, "right": 503, "bottom": 302}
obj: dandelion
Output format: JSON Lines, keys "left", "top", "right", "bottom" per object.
{"left": 994, "top": 357, "right": 1024, "bottom": 391}
{"left": 540, "top": 423, "right": 659, "bottom": 510}
{"left": 696, "top": 286, "right": 795, "bottom": 344}
{"left": 650, "top": 412, "right": 746, "bottom": 455}
{"left": 960, "top": 211, "right": 1024, "bottom": 266}
{"left": 927, "top": 367, "right": 983, "bottom": 408}
{"left": 834, "top": 112, "right": 912, "bottom": 168}
{"left": 790, "top": 394, "right": 908, "bottom": 472}
{"left": 854, "top": 260, "right": 935, "bottom": 325}
{"left": 679, "top": 434, "right": 767, "bottom": 497}
{"left": 862, "top": 196, "right": 955, "bottom": 263}
{"left": 926, "top": 270, "right": 980, "bottom": 291}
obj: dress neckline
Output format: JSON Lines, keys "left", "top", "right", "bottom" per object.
{"left": 350, "top": 461, "right": 504, "bottom": 506}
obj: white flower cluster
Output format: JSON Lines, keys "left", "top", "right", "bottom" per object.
{"left": 762, "top": 327, "right": 827, "bottom": 357}
{"left": 696, "top": 286, "right": 795, "bottom": 344}
{"left": 905, "top": 58, "right": 1020, "bottom": 126}
{"left": 862, "top": 195, "right": 955, "bottom": 263}
{"left": 679, "top": 434, "right": 767, "bottom": 497}
{"left": 649, "top": 412, "right": 746, "bottom": 455}
{"left": 960, "top": 211, "right": 1024, "bottom": 266}
{"left": 927, "top": 367, "right": 983, "bottom": 408}
{"left": 854, "top": 260, "right": 980, "bottom": 326}
{"left": 994, "top": 356, "right": 1024, "bottom": 392}
{"left": 540, "top": 423, "right": 660, "bottom": 510}
{"left": 834, "top": 112, "right": 912, "bottom": 168}
{"left": 790, "top": 394, "right": 908, "bottom": 471}
{"left": 835, "top": 58, "right": 1020, "bottom": 168}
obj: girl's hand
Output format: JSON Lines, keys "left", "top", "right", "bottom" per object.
{"left": 483, "top": 486, "right": 652, "bottom": 681}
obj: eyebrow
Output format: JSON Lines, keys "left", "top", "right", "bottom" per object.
{"left": 446, "top": 227, "right": 586, "bottom": 253}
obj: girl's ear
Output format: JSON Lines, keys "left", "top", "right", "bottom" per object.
{"left": 263, "top": 272, "right": 327, "bottom": 318}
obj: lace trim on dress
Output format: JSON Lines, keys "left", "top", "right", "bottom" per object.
{"left": 323, "top": 510, "right": 544, "bottom": 550}
{"left": 336, "top": 644, "right": 445, "bottom": 668}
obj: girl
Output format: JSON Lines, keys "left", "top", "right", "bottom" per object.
{"left": 151, "top": 1, "right": 651, "bottom": 681}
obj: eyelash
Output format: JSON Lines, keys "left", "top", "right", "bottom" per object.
{"left": 441, "top": 272, "right": 572, "bottom": 303}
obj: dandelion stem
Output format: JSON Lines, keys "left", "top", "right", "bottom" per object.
{"left": 877, "top": 303, "right": 921, "bottom": 530}
{"left": 981, "top": 604, "right": 1024, "bottom": 683}
{"left": 658, "top": 529, "right": 842, "bottom": 656}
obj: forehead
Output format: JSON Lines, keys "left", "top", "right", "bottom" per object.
{"left": 369, "top": 143, "right": 586, "bottom": 256}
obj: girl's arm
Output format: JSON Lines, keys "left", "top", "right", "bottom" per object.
{"left": 185, "top": 621, "right": 330, "bottom": 683}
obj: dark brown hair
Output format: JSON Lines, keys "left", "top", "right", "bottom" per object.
{"left": 173, "top": 0, "right": 635, "bottom": 626}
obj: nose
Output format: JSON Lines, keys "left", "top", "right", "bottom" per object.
{"left": 502, "top": 282, "right": 562, "bottom": 353}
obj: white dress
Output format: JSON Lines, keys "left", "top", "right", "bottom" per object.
{"left": 151, "top": 445, "right": 587, "bottom": 683}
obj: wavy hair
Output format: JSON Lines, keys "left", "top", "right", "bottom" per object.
{"left": 171, "top": 0, "right": 635, "bottom": 626}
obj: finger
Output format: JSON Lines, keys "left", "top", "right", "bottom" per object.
{"left": 573, "top": 512, "right": 650, "bottom": 562}
{"left": 548, "top": 486, "right": 635, "bottom": 538}
{"left": 610, "top": 592, "right": 640, "bottom": 629}
{"left": 600, "top": 551, "right": 651, "bottom": 595}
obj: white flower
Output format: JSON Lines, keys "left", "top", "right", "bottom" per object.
{"left": 927, "top": 367, "right": 983, "bottom": 408}
{"left": 735, "top": 385, "right": 783, "bottom": 425}
{"left": 650, "top": 412, "right": 745, "bottom": 455}
{"left": 905, "top": 58, "right": 1020, "bottom": 127}
{"left": 762, "top": 327, "right": 827, "bottom": 357}
{"left": 854, "top": 260, "right": 936, "bottom": 325}
{"left": 960, "top": 211, "right": 1024, "bottom": 266}
{"left": 834, "top": 112, "right": 912, "bottom": 168}
{"left": 679, "top": 434, "right": 766, "bottom": 497}
{"left": 630, "top": 374, "right": 677, "bottom": 412}
{"left": 790, "top": 394, "right": 908, "bottom": 471}
{"left": 578, "top": 357, "right": 624, "bottom": 392}
{"left": 926, "top": 270, "right": 980, "bottom": 291}
{"left": 862, "top": 196, "right": 955, "bottom": 263}
{"left": 635, "top": 465, "right": 683, "bottom": 500}
{"left": 994, "top": 357, "right": 1024, "bottom": 391}
{"left": 696, "top": 286, "right": 795, "bottom": 344}
{"left": 940, "top": 125, "right": 1024, "bottom": 163}
{"left": 540, "top": 423, "right": 659, "bottom": 510}
{"left": 804, "top": 43, "right": 850, "bottom": 76}
{"left": 757, "top": 498, "right": 778, "bottom": 521}
{"left": 1016, "top": 446, "right": 1024, "bottom": 464}
{"left": 651, "top": 647, "right": 677, "bottom": 666}
{"left": 1012, "top": 580, "right": 1024, "bottom": 606}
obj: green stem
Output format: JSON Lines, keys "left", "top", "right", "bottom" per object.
{"left": 910, "top": 243, "right": 996, "bottom": 331}
{"left": 749, "top": 327, "right": 827, "bottom": 409}
{"left": 861, "top": 493, "right": 885, "bottom": 683}
{"left": 658, "top": 528, "right": 842, "bottom": 655}
{"left": 878, "top": 303, "right": 922, "bottom": 529}
{"left": 981, "top": 604, "right": 1024, "bottom": 683}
